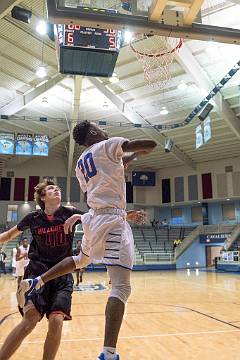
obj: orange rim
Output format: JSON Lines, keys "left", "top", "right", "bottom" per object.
{"left": 130, "top": 35, "right": 183, "bottom": 58}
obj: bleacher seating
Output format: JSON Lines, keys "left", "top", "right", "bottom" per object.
{"left": 1, "top": 223, "right": 195, "bottom": 270}
{"left": 132, "top": 226, "right": 195, "bottom": 264}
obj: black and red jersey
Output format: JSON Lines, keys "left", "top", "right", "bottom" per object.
{"left": 17, "top": 206, "right": 83, "bottom": 267}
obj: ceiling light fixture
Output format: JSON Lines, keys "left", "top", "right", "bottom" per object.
{"left": 102, "top": 101, "right": 109, "bottom": 109}
{"left": 109, "top": 73, "right": 119, "bottom": 84}
{"left": 41, "top": 96, "right": 48, "bottom": 106}
{"left": 36, "top": 66, "right": 47, "bottom": 78}
{"left": 36, "top": 20, "right": 47, "bottom": 35}
{"left": 124, "top": 30, "right": 133, "bottom": 44}
{"left": 160, "top": 106, "right": 169, "bottom": 115}
{"left": 177, "top": 81, "right": 188, "bottom": 90}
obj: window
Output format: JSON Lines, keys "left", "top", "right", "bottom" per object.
{"left": 7, "top": 205, "right": 18, "bottom": 222}
{"left": 191, "top": 207, "right": 202, "bottom": 222}
{"left": 222, "top": 203, "right": 235, "bottom": 220}
{"left": 171, "top": 208, "right": 182, "bottom": 218}
{"left": 171, "top": 208, "right": 183, "bottom": 225}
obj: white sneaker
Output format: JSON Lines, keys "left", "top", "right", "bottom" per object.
{"left": 16, "top": 278, "right": 40, "bottom": 308}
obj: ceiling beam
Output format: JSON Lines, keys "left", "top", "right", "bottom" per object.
{"left": 89, "top": 77, "right": 196, "bottom": 170}
{"left": 0, "top": 0, "right": 21, "bottom": 19}
{"left": 0, "top": 74, "right": 65, "bottom": 116}
{"left": 149, "top": 0, "right": 169, "bottom": 21}
{"left": 175, "top": 44, "right": 240, "bottom": 139}
{"left": 183, "top": 0, "right": 205, "bottom": 25}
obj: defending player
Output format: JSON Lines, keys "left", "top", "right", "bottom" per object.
{"left": 0, "top": 179, "right": 83, "bottom": 360}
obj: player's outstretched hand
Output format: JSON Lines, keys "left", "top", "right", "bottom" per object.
{"left": 127, "top": 210, "right": 146, "bottom": 225}
{"left": 64, "top": 214, "right": 82, "bottom": 234}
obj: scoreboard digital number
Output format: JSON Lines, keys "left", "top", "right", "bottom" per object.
{"left": 64, "top": 25, "right": 121, "bottom": 51}
{"left": 56, "top": 24, "right": 122, "bottom": 77}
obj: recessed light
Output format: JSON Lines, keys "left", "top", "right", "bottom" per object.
{"left": 226, "top": 198, "right": 230, "bottom": 201}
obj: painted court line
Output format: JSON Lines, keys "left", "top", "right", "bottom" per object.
{"left": 1, "top": 329, "right": 239, "bottom": 345}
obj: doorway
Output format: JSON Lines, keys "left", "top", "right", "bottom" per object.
{"left": 206, "top": 246, "right": 223, "bottom": 267}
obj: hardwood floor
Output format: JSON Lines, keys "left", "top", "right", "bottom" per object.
{"left": 1, "top": 270, "right": 240, "bottom": 359}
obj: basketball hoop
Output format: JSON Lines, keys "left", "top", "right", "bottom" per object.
{"left": 130, "top": 34, "right": 183, "bottom": 89}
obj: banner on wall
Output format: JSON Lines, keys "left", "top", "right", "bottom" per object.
{"left": 0, "top": 133, "right": 14, "bottom": 154}
{"left": 204, "top": 116, "right": 212, "bottom": 143}
{"left": 199, "top": 233, "right": 230, "bottom": 244}
{"left": 33, "top": 135, "right": 49, "bottom": 156}
{"left": 196, "top": 124, "right": 203, "bottom": 149}
{"left": 132, "top": 171, "right": 155, "bottom": 186}
{"left": 15, "top": 134, "right": 33, "bottom": 155}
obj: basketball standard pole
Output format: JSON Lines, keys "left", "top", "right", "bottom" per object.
{"left": 46, "top": 0, "right": 240, "bottom": 45}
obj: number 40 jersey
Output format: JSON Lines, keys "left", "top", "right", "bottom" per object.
{"left": 75, "top": 137, "right": 129, "bottom": 210}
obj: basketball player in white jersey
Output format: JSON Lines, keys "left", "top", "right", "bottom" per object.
{"left": 19, "top": 121, "right": 157, "bottom": 360}
{"left": 11, "top": 243, "right": 19, "bottom": 278}
{"left": 16, "top": 238, "right": 29, "bottom": 287}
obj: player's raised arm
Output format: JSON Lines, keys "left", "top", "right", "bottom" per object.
{"left": 0, "top": 226, "right": 22, "bottom": 245}
{"left": 122, "top": 139, "right": 157, "bottom": 155}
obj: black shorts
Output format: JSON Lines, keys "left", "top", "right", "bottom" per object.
{"left": 21, "top": 260, "right": 74, "bottom": 321}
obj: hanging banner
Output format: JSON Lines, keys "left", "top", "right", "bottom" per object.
{"left": 15, "top": 134, "right": 33, "bottom": 155}
{"left": 0, "top": 133, "right": 14, "bottom": 154}
{"left": 204, "top": 116, "right": 212, "bottom": 143}
{"left": 132, "top": 171, "right": 155, "bottom": 186}
{"left": 196, "top": 124, "right": 203, "bottom": 149}
{"left": 33, "top": 135, "right": 49, "bottom": 156}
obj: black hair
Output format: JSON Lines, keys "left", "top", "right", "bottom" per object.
{"left": 73, "top": 120, "right": 91, "bottom": 146}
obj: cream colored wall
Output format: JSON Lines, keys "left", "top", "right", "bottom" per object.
{"left": 4, "top": 155, "right": 68, "bottom": 177}
{"left": 130, "top": 157, "right": 240, "bottom": 206}
{"left": 1, "top": 156, "right": 239, "bottom": 225}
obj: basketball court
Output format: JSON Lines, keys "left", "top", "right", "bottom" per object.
{"left": 0, "top": 0, "right": 240, "bottom": 359}
{"left": 1, "top": 271, "right": 240, "bottom": 359}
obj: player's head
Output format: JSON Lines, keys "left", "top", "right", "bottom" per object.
{"left": 22, "top": 238, "right": 28, "bottom": 248}
{"left": 34, "top": 179, "right": 61, "bottom": 210}
{"left": 73, "top": 120, "right": 108, "bottom": 147}
{"left": 76, "top": 240, "right": 81, "bottom": 247}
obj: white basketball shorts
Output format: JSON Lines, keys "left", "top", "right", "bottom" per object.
{"left": 80, "top": 209, "right": 134, "bottom": 270}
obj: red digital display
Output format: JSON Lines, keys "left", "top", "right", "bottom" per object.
{"left": 63, "top": 25, "right": 121, "bottom": 51}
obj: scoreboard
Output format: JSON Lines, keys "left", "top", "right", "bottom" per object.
{"left": 63, "top": 25, "right": 121, "bottom": 51}
{"left": 56, "top": 24, "right": 122, "bottom": 77}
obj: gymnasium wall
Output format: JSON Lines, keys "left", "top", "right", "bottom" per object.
{"left": 133, "top": 156, "right": 240, "bottom": 206}
{"left": 1, "top": 155, "right": 240, "bottom": 225}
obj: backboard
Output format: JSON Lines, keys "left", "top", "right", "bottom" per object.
{"left": 47, "top": 0, "right": 240, "bottom": 44}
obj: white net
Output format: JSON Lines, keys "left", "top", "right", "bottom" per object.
{"left": 130, "top": 34, "right": 182, "bottom": 89}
